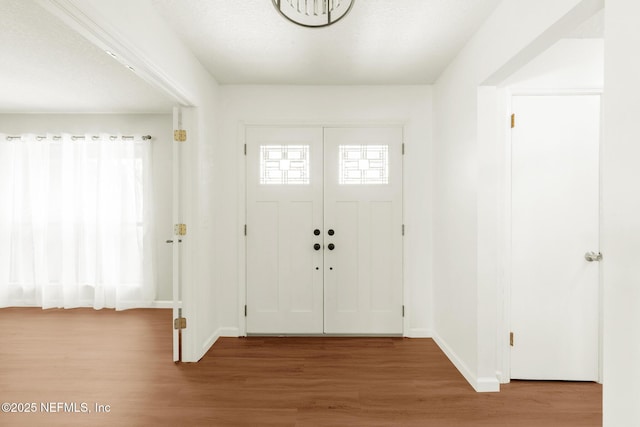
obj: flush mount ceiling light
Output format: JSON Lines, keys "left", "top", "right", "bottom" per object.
{"left": 272, "top": 0, "right": 355, "bottom": 28}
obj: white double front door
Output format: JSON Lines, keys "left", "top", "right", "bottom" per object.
{"left": 246, "top": 126, "right": 403, "bottom": 335}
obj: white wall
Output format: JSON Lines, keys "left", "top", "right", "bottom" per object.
{"left": 432, "top": 0, "right": 599, "bottom": 392}
{"left": 0, "top": 113, "right": 173, "bottom": 301}
{"left": 216, "top": 85, "right": 433, "bottom": 337}
{"left": 503, "top": 38, "right": 604, "bottom": 89}
{"left": 602, "top": 1, "right": 640, "bottom": 425}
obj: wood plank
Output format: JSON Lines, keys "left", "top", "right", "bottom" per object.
{"left": 0, "top": 308, "right": 602, "bottom": 426}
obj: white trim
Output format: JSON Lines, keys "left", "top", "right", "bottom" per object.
{"left": 401, "top": 126, "right": 409, "bottom": 337}
{"left": 500, "top": 88, "right": 604, "bottom": 383}
{"left": 0, "top": 301, "right": 175, "bottom": 309}
{"left": 218, "top": 327, "right": 241, "bottom": 337}
{"left": 189, "top": 327, "right": 239, "bottom": 362}
{"left": 237, "top": 121, "right": 248, "bottom": 336}
{"left": 505, "top": 88, "right": 604, "bottom": 97}
{"left": 405, "top": 328, "right": 432, "bottom": 338}
{"left": 240, "top": 121, "right": 407, "bottom": 336}
{"left": 476, "top": 377, "right": 501, "bottom": 393}
{"left": 237, "top": 120, "right": 406, "bottom": 128}
{"left": 149, "top": 300, "right": 176, "bottom": 309}
{"left": 598, "top": 98, "right": 604, "bottom": 385}
{"left": 194, "top": 329, "right": 221, "bottom": 362}
{"left": 37, "top": 0, "right": 194, "bottom": 107}
{"left": 499, "top": 87, "right": 513, "bottom": 384}
{"left": 432, "top": 333, "right": 500, "bottom": 392}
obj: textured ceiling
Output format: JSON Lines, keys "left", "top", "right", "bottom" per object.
{"left": 0, "top": 0, "right": 175, "bottom": 113}
{"left": 152, "top": 0, "right": 502, "bottom": 85}
{"left": 0, "top": 0, "right": 600, "bottom": 113}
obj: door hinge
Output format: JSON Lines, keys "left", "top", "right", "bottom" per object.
{"left": 244, "top": 224, "right": 247, "bottom": 236}
{"left": 510, "top": 113, "right": 515, "bottom": 129}
{"left": 402, "top": 305, "right": 405, "bottom": 317}
{"left": 244, "top": 144, "right": 247, "bottom": 155}
{"left": 174, "top": 224, "right": 187, "bottom": 236}
{"left": 174, "top": 317, "right": 187, "bottom": 330}
{"left": 174, "top": 129, "right": 187, "bottom": 142}
{"left": 402, "top": 143, "right": 405, "bottom": 155}
{"left": 244, "top": 305, "right": 247, "bottom": 317}
{"left": 510, "top": 332, "right": 514, "bottom": 347}
{"left": 402, "top": 224, "right": 405, "bottom": 236}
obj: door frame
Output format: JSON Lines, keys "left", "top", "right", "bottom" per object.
{"left": 499, "top": 89, "right": 604, "bottom": 383}
{"left": 237, "top": 121, "right": 406, "bottom": 336}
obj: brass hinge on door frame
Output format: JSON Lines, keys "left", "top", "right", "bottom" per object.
{"left": 174, "top": 317, "right": 187, "bottom": 330}
{"left": 244, "top": 144, "right": 247, "bottom": 155}
{"left": 402, "top": 305, "right": 405, "bottom": 317}
{"left": 174, "top": 129, "right": 187, "bottom": 142}
{"left": 174, "top": 224, "right": 187, "bottom": 236}
{"left": 402, "top": 143, "right": 405, "bottom": 155}
{"left": 402, "top": 224, "right": 405, "bottom": 236}
{"left": 244, "top": 305, "right": 247, "bottom": 317}
{"left": 510, "top": 114, "right": 515, "bottom": 129}
{"left": 510, "top": 332, "right": 514, "bottom": 347}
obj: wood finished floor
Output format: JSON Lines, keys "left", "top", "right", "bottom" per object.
{"left": 0, "top": 308, "right": 601, "bottom": 426}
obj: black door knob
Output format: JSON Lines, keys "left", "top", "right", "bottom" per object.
{"left": 313, "top": 229, "right": 320, "bottom": 236}
{"left": 328, "top": 243, "right": 335, "bottom": 250}
{"left": 314, "top": 243, "right": 321, "bottom": 251}
{"left": 328, "top": 229, "right": 335, "bottom": 236}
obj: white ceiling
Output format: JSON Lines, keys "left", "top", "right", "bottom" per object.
{"left": 0, "top": 0, "right": 175, "bottom": 113}
{"left": 0, "top": 1, "right": 604, "bottom": 113}
{"left": 151, "top": 0, "right": 502, "bottom": 85}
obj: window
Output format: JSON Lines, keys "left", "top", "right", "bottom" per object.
{"left": 260, "top": 145, "right": 310, "bottom": 185}
{"left": 0, "top": 134, "right": 155, "bottom": 309}
{"left": 339, "top": 145, "right": 389, "bottom": 185}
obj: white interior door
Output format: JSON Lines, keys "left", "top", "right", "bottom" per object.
{"left": 323, "top": 128, "right": 403, "bottom": 334}
{"left": 510, "top": 94, "right": 600, "bottom": 380}
{"left": 246, "top": 127, "right": 324, "bottom": 334}
{"left": 246, "top": 126, "right": 403, "bottom": 335}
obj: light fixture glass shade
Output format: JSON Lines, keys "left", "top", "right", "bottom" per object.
{"left": 272, "top": 0, "right": 355, "bottom": 28}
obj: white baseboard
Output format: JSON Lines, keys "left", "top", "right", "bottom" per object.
{"left": 149, "top": 300, "right": 175, "bottom": 309}
{"left": 432, "top": 332, "right": 500, "bottom": 393}
{"left": 476, "top": 376, "right": 500, "bottom": 393}
{"left": 405, "top": 328, "right": 432, "bottom": 338}
{"left": 3, "top": 301, "right": 178, "bottom": 309}
{"left": 217, "top": 327, "right": 240, "bottom": 337}
{"left": 496, "top": 370, "right": 510, "bottom": 384}
{"left": 195, "top": 328, "right": 222, "bottom": 361}
{"left": 195, "top": 326, "right": 241, "bottom": 360}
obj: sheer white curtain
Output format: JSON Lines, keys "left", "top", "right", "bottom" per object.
{"left": 0, "top": 133, "right": 156, "bottom": 310}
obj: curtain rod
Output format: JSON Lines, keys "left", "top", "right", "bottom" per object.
{"left": 5, "top": 135, "right": 152, "bottom": 141}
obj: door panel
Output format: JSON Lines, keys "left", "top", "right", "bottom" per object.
{"left": 323, "top": 127, "right": 403, "bottom": 334}
{"left": 510, "top": 95, "right": 600, "bottom": 380}
{"left": 246, "top": 127, "right": 324, "bottom": 334}
{"left": 246, "top": 126, "right": 403, "bottom": 335}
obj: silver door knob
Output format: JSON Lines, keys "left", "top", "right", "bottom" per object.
{"left": 584, "top": 251, "right": 602, "bottom": 262}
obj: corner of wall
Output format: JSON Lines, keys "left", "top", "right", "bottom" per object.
{"left": 432, "top": 332, "right": 499, "bottom": 393}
